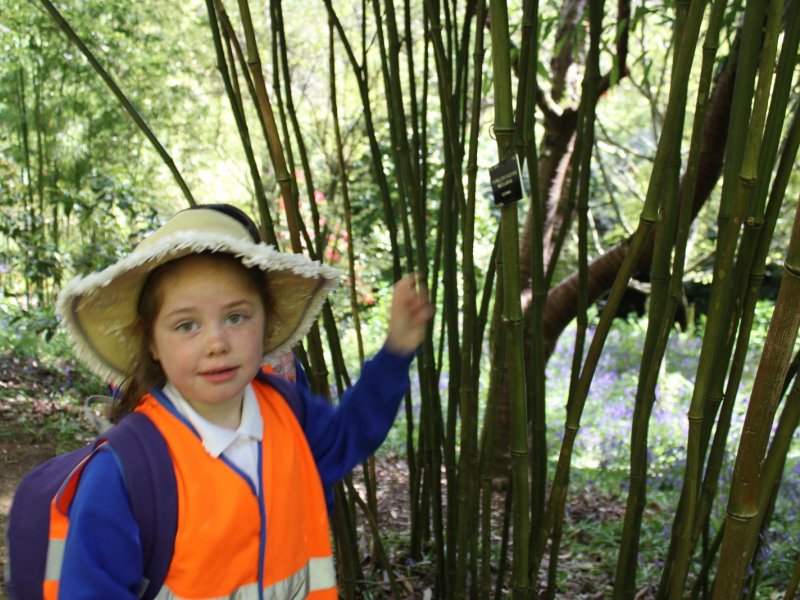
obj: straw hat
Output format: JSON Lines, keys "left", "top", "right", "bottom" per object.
{"left": 56, "top": 208, "right": 342, "bottom": 382}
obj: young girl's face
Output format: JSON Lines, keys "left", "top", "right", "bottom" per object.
{"left": 148, "top": 254, "right": 266, "bottom": 428}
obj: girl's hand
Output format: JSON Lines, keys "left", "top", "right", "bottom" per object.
{"left": 385, "top": 274, "right": 434, "bottom": 355}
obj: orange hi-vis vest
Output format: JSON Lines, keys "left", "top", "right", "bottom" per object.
{"left": 44, "top": 377, "right": 337, "bottom": 600}
{"left": 136, "top": 378, "right": 337, "bottom": 599}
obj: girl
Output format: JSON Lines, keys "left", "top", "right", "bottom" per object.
{"left": 53, "top": 205, "right": 432, "bottom": 599}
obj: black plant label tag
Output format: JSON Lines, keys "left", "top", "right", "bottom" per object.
{"left": 489, "top": 156, "right": 524, "bottom": 206}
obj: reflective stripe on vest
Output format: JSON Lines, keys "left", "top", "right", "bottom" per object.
{"left": 153, "top": 556, "right": 336, "bottom": 600}
{"left": 136, "top": 378, "right": 336, "bottom": 599}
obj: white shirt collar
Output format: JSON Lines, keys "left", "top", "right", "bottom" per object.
{"left": 162, "top": 382, "right": 263, "bottom": 458}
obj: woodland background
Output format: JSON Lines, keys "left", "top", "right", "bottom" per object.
{"left": 1, "top": 0, "right": 800, "bottom": 598}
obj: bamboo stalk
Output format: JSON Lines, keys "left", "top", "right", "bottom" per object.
{"left": 344, "top": 479, "right": 403, "bottom": 599}
{"left": 786, "top": 549, "right": 800, "bottom": 600}
{"left": 614, "top": 0, "right": 727, "bottom": 594}
{"left": 694, "top": 0, "right": 785, "bottom": 475}
{"left": 35, "top": 0, "right": 195, "bottom": 207}
{"left": 332, "top": 484, "right": 362, "bottom": 597}
{"left": 488, "top": 1, "right": 530, "bottom": 595}
{"left": 479, "top": 274, "right": 504, "bottom": 600}
{"left": 688, "top": 2, "right": 800, "bottom": 569}
{"left": 206, "top": 0, "right": 277, "bottom": 246}
{"left": 713, "top": 187, "right": 800, "bottom": 597}
{"left": 272, "top": 0, "right": 326, "bottom": 258}
{"left": 234, "top": 0, "right": 302, "bottom": 253}
{"left": 535, "top": 0, "right": 709, "bottom": 588}
{"left": 514, "top": 0, "right": 546, "bottom": 559}
{"left": 543, "top": 1, "right": 603, "bottom": 592}
{"left": 665, "top": 0, "right": 768, "bottom": 593}
{"left": 427, "top": 0, "right": 481, "bottom": 590}
{"left": 454, "top": 0, "right": 486, "bottom": 594}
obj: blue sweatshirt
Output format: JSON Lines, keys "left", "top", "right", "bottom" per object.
{"left": 59, "top": 348, "right": 413, "bottom": 599}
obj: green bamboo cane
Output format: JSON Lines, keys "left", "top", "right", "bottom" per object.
{"left": 614, "top": 0, "right": 727, "bottom": 593}
{"left": 232, "top": 0, "right": 303, "bottom": 254}
{"left": 370, "top": 0, "right": 419, "bottom": 274}
{"left": 404, "top": 0, "right": 422, "bottom": 189}
{"left": 35, "top": 0, "right": 195, "bottom": 207}
{"left": 696, "top": 0, "right": 784, "bottom": 559}
{"left": 687, "top": 105, "right": 800, "bottom": 598}
{"left": 232, "top": 1, "right": 329, "bottom": 413}
{"left": 488, "top": 1, "right": 530, "bottom": 596}
{"left": 212, "top": 2, "right": 278, "bottom": 195}
{"left": 328, "top": 16, "right": 379, "bottom": 531}
{"left": 268, "top": 3, "right": 302, "bottom": 245}
{"left": 454, "top": 1, "right": 478, "bottom": 148}
{"left": 693, "top": 0, "right": 784, "bottom": 472}
{"left": 420, "top": 3, "right": 431, "bottom": 219}
{"left": 424, "top": 2, "right": 472, "bottom": 590}
{"left": 715, "top": 99, "right": 800, "bottom": 584}
{"left": 428, "top": 0, "right": 480, "bottom": 587}
{"left": 786, "top": 554, "right": 800, "bottom": 600}
{"left": 478, "top": 245, "right": 503, "bottom": 600}
{"left": 514, "top": 0, "right": 546, "bottom": 553}
{"left": 343, "top": 479, "right": 403, "bottom": 598}
{"left": 688, "top": 2, "right": 800, "bottom": 565}
{"left": 706, "top": 56, "right": 800, "bottom": 585}
{"left": 15, "top": 68, "right": 35, "bottom": 305}
{"left": 478, "top": 319, "right": 503, "bottom": 600}
{"left": 328, "top": 24, "right": 365, "bottom": 371}
{"left": 534, "top": 0, "right": 708, "bottom": 581}
{"left": 712, "top": 188, "right": 800, "bottom": 597}
{"left": 272, "top": 0, "right": 325, "bottom": 258}
{"left": 397, "top": 8, "right": 444, "bottom": 587}
{"left": 689, "top": 523, "right": 724, "bottom": 600}
{"left": 454, "top": 1, "right": 486, "bottom": 595}
{"left": 206, "top": 0, "right": 278, "bottom": 246}
{"left": 654, "top": 46, "right": 736, "bottom": 600}
{"left": 331, "top": 484, "right": 362, "bottom": 597}
{"left": 542, "top": 1, "right": 602, "bottom": 592}
{"left": 665, "top": 1, "right": 768, "bottom": 594}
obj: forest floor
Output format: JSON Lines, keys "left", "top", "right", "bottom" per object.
{"left": 0, "top": 353, "right": 656, "bottom": 599}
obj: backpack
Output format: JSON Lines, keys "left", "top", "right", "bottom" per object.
{"left": 4, "top": 369, "right": 305, "bottom": 600}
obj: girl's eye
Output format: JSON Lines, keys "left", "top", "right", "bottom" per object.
{"left": 227, "top": 313, "right": 246, "bottom": 325}
{"left": 175, "top": 321, "right": 198, "bottom": 333}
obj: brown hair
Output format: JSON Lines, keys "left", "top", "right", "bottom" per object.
{"left": 109, "top": 252, "right": 275, "bottom": 422}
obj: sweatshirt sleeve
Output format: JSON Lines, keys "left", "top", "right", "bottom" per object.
{"left": 300, "top": 346, "right": 414, "bottom": 487}
{"left": 60, "top": 448, "right": 143, "bottom": 599}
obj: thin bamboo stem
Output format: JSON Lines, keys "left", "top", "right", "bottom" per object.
{"left": 207, "top": 0, "right": 277, "bottom": 246}
{"left": 35, "top": 0, "right": 195, "bottom": 207}
{"left": 235, "top": 0, "right": 301, "bottom": 253}
{"left": 488, "top": 1, "right": 530, "bottom": 594}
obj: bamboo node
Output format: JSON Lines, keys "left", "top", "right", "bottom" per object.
{"left": 784, "top": 262, "right": 800, "bottom": 280}
{"left": 501, "top": 316, "right": 524, "bottom": 326}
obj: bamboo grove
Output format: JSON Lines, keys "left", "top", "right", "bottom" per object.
{"left": 11, "top": 0, "right": 800, "bottom": 596}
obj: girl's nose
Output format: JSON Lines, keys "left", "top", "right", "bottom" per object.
{"left": 206, "top": 325, "right": 230, "bottom": 355}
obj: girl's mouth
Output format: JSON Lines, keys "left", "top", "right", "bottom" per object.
{"left": 200, "top": 367, "right": 238, "bottom": 383}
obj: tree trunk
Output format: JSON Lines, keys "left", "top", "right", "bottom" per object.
{"left": 542, "top": 51, "right": 735, "bottom": 355}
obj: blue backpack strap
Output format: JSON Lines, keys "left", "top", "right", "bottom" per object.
{"left": 102, "top": 413, "right": 177, "bottom": 600}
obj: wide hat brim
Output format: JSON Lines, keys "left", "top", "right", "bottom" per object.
{"left": 56, "top": 208, "right": 342, "bottom": 382}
